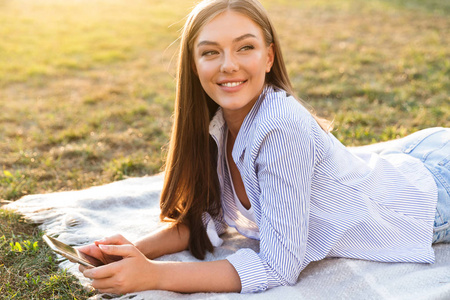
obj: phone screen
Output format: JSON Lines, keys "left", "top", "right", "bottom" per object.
{"left": 43, "top": 235, "right": 104, "bottom": 268}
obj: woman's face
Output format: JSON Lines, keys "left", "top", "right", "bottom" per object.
{"left": 193, "top": 10, "right": 274, "bottom": 120}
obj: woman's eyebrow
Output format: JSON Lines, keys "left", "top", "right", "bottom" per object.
{"left": 234, "top": 33, "right": 257, "bottom": 43}
{"left": 196, "top": 33, "right": 257, "bottom": 48}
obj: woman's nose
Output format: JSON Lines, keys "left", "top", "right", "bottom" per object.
{"left": 220, "top": 52, "right": 238, "bottom": 73}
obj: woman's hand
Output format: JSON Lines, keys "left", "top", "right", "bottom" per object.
{"left": 77, "top": 234, "right": 128, "bottom": 267}
{"left": 81, "top": 243, "right": 158, "bottom": 295}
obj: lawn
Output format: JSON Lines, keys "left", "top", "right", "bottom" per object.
{"left": 1, "top": 0, "right": 449, "bottom": 298}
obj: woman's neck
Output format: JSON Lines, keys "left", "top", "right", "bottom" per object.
{"left": 223, "top": 110, "right": 245, "bottom": 139}
{"left": 221, "top": 86, "right": 266, "bottom": 138}
{"left": 222, "top": 95, "right": 259, "bottom": 138}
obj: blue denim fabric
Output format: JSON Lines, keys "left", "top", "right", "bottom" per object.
{"left": 407, "top": 128, "right": 450, "bottom": 243}
{"left": 359, "top": 127, "right": 450, "bottom": 243}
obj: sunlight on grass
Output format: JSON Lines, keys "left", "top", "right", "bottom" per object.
{"left": 0, "top": 0, "right": 448, "bottom": 197}
{"left": 0, "top": 0, "right": 188, "bottom": 85}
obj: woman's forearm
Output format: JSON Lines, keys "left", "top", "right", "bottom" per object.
{"left": 133, "top": 223, "right": 190, "bottom": 259}
{"left": 154, "top": 259, "right": 241, "bottom": 293}
{"left": 82, "top": 243, "right": 242, "bottom": 294}
{"left": 126, "top": 223, "right": 243, "bottom": 293}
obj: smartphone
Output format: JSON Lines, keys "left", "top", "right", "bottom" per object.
{"left": 42, "top": 234, "right": 104, "bottom": 268}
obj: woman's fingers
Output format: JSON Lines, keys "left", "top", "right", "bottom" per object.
{"left": 83, "top": 245, "right": 138, "bottom": 280}
{"left": 77, "top": 244, "right": 97, "bottom": 257}
{"left": 83, "top": 262, "right": 118, "bottom": 280}
{"left": 96, "top": 287, "right": 119, "bottom": 294}
{"left": 77, "top": 243, "right": 111, "bottom": 265}
{"left": 77, "top": 234, "right": 131, "bottom": 265}
{"left": 95, "top": 234, "right": 132, "bottom": 246}
{"left": 76, "top": 244, "right": 104, "bottom": 264}
{"left": 98, "top": 244, "right": 137, "bottom": 258}
{"left": 79, "top": 264, "right": 85, "bottom": 273}
{"left": 93, "top": 235, "right": 132, "bottom": 264}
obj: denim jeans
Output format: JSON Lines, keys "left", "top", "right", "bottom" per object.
{"left": 354, "top": 127, "right": 450, "bottom": 243}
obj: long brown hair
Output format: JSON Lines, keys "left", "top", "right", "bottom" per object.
{"left": 160, "top": 0, "right": 331, "bottom": 260}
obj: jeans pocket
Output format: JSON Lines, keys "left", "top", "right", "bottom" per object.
{"left": 434, "top": 222, "right": 450, "bottom": 233}
{"left": 432, "top": 143, "right": 450, "bottom": 195}
{"left": 433, "top": 206, "right": 450, "bottom": 243}
{"left": 438, "top": 154, "right": 450, "bottom": 168}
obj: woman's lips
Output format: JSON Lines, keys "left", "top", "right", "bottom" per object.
{"left": 217, "top": 80, "right": 248, "bottom": 93}
{"left": 218, "top": 81, "right": 245, "bottom": 87}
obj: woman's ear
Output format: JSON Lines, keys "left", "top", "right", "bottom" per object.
{"left": 266, "top": 43, "right": 275, "bottom": 73}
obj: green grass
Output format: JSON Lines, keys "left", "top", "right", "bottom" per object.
{"left": 0, "top": 208, "right": 95, "bottom": 299}
{"left": 0, "top": 0, "right": 449, "bottom": 298}
{"left": 267, "top": 0, "right": 450, "bottom": 143}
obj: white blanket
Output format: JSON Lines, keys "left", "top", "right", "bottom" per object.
{"left": 5, "top": 174, "right": 450, "bottom": 299}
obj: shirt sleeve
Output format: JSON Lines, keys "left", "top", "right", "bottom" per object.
{"left": 226, "top": 116, "right": 316, "bottom": 293}
{"left": 202, "top": 209, "right": 228, "bottom": 247}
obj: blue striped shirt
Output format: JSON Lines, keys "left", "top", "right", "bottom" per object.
{"left": 205, "top": 85, "right": 438, "bottom": 293}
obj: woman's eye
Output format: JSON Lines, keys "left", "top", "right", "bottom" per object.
{"left": 201, "top": 50, "right": 218, "bottom": 57}
{"left": 239, "top": 45, "right": 254, "bottom": 52}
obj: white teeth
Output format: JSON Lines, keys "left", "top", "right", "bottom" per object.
{"left": 220, "top": 81, "right": 244, "bottom": 87}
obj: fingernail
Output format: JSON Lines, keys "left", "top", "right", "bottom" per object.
{"left": 99, "top": 244, "right": 109, "bottom": 250}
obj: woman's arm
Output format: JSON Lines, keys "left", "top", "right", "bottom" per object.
{"left": 79, "top": 223, "right": 242, "bottom": 294}
{"left": 81, "top": 243, "right": 241, "bottom": 294}
{"left": 133, "top": 222, "right": 190, "bottom": 259}
{"left": 156, "top": 260, "right": 241, "bottom": 293}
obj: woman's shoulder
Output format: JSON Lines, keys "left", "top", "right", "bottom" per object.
{"left": 257, "top": 86, "right": 314, "bottom": 128}
{"left": 255, "top": 86, "right": 333, "bottom": 151}
{"left": 247, "top": 87, "right": 332, "bottom": 162}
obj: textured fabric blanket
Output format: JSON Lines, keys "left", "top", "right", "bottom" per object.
{"left": 5, "top": 174, "right": 450, "bottom": 300}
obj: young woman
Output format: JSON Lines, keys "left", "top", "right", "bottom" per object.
{"left": 78, "top": 0, "right": 450, "bottom": 295}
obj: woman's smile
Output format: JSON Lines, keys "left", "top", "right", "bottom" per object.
{"left": 217, "top": 80, "right": 248, "bottom": 93}
{"left": 218, "top": 81, "right": 246, "bottom": 88}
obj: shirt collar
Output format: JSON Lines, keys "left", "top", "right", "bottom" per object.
{"left": 209, "top": 107, "right": 226, "bottom": 145}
